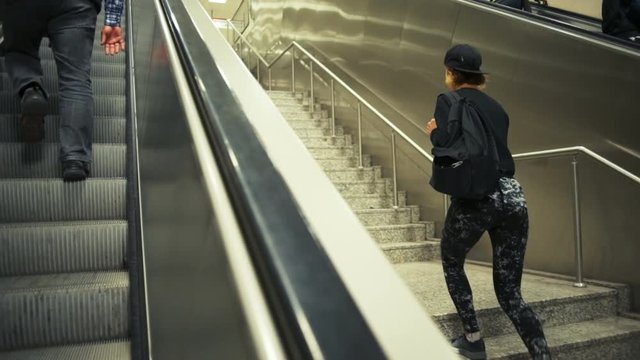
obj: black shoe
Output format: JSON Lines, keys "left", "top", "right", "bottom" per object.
{"left": 20, "top": 86, "right": 48, "bottom": 142}
{"left": 451, "top": 335, "right": 487, "bottom": 360}
{"left": 62, "top": 160, "right": 90, "bottom": 182}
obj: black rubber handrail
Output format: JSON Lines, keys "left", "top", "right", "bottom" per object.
{"left": 473, "top": 0, "right": 640, "bottom": 51}
{"left": 157, "top": 0, "right": 388, "bottom": 359}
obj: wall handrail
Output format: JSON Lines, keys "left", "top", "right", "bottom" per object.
{"left": 513, "top": 146, "right": 640, "bottom": 185}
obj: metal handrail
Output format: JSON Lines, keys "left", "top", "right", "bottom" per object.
{"left": 225, "top": 20, "right": 640, "bottom": 288}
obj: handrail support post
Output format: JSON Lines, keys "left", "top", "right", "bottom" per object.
{"left": 391, "top": 132, "right": 398, "bottom": 208}
{"left": 572, "top": 155, "right": 587, "bottom": 288}
{"left": 357, "top": 102, "right": 363, "bottom": 168}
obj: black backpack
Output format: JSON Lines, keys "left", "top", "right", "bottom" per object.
{"left": 429, "top": 92, "right": 500, "bottom": 200}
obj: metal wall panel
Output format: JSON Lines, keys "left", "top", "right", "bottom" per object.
{"left": 244, "top": 0, "right": 640, "bottom": 309}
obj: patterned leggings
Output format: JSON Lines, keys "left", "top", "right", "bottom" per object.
{"left": 441, "top": 178, "right": 550, "bottom": 356}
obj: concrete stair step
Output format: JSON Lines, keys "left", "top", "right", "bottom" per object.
{"left": 316, "top": 155, "right": 372, "bottom": 170}
{"left": 287, "top": 118, "right": 332, "bottom": 130}
{"left": 366, "top": 223, "right": 433, "bottom": 244}
{"left": 486, "top": 317, "right": 640, "bottom": 360}
{"left": 0, "top": 272, "right": 129, "bottom": 351}
{"left": 342, "top": 191, "right": 406, "bottom": 210}
{"left": 324, "top": 166, "right": 382, "bottom": 182}
{"left": 0, "top": 179, "right": 126, "bottom": 223}
{"left": 292, "top": 126, "right": 344, "bottom": 137}
{"left": 306, "top": 145, "right": 354, "bottom": 158}
{"left": 395, "top": 262, "right": 624, "bottom": 339}
{"left": 0, "top": 143, "right": 126, "bottom": 178}
{"left": 0, "top": 75, "right": 125, "bottom": 96}
{"left": 0, "top": 340, "right": 131, "bottom": 360}
{"left": 355, "top": 207, "right": 420, "bottom": 226}
{"left": 0, "top": 94, "right": 125, "bottom": 117}
{"left": 381, "top": 241, "right": 440, "bottom": 263}
{"left": 0, "top": 115, "right": 126, "bottom": 143}
{"left": 280, "top": 109, "right": 328, "bottom": 120}
{"left": 333, "top": 179, "right": 390, "bottom": 196}
{"left": 0, "top": 221, "right": 127, "bottom": 276}
{"left": 275, "top": 103, "right": 323, "bottom": 112}
{"left": 299, "top": 135, "right": 352, "bottom": 147}
{"left": 266, "top": 90, "right": 305, "bottom": 99}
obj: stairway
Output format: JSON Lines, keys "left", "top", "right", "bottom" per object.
{"left": 267, "top": 90, "right": 640, "bottom": 359}
{"left": 0, "top": 23, "right": 131, "bottom": 359}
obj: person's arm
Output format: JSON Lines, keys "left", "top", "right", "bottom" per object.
{"left": 427, "top": 94, "right": 453, "bottom": 147}
{"left": 102, "top": 0, "right": 125, "bottom": 55}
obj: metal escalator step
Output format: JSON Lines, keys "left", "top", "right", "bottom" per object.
{"left": 38, "top": 48, "right": 126, "bottom": 64}
{"left": 0, "top": 62, "right": 126, "bottom": 79}
{"left": 0, "top": 340, "right": 131, "bottom": 360}
{"left": 0, "top": 179, "right": 126, "bottom": 223}
{"left": 1, "top": 74, "right": 126, "bottom": 95}
{"left": 0, "top": 115, "right": 126, "bottom": 143}
{"left": 0, "top": 272, "right": 128, "bottom": 351}
{"left": 0, "top": 94, "right": 126, "bottom": 117}
{"left": 0, "top": 221, "right": 127, "bottom": 276}
{"left": 0, "top": 143, "right": 126, "bottom": 178}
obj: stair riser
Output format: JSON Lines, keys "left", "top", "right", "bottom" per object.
{"left": 324, "top": 167, "right": 381, "bottom": 182}
{"left": 287, "top": 118, "right": 332, "bottom": 130}
{"left": 435, "top": 293, "right": 619, "bottom": 339}
{"left": 300, "top": 135, "right": 351, "bottom": 148}
{"left": 0, "top": 96, "right": 126, "bottom": 117}
{"left": 493, "top": 336, "right": 640, "bottom": 360}
{"left": 266, "top": 91, "right": 305, "bottom": 100}
{"left": 275, "top": 103, "right": 323, "bottom": 112}
{"left": 0, "top": 224, "right": 127, "bottom": 276}
{"left": 280, "top": 110, "right": 328, "bottom": 120}
{"left": 307, "top": 146, "right": 355, "bottom": 158}
{"left": 344, "top": 196, "right": 392, "bottom": 210}
{"left": 368, "top": 226, "right": 426, "bottom": 244}
{"left": 0, "top": 286, "right": 128, "bottom": 351}
{"left": 0, "top": 77, "right": 125, "bottom": 96}
{"left": 334, "top": 181, "right": 389, "bottom": 196}
{"left": 293, "top": 127, "right": 344, "bottom": 137}
{"left": 0, "top": 115, "right": 126, "bottom": 143}
{"left": 356, "top": 208, "right": 420, "bottom": 226}
{"left": 0, "top": 145, "right": 126, "bottom": 178}
{"left": 0, "top": 181, "right": 126, "bottom": 223}
{"left": 383, "top": 244, "right": 440, "bottom": 264}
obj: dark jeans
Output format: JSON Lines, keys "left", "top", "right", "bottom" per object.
{"left": 441, "top": 178, "right": 549, "bottom": 356}
{"left": 3, "top": 0, "right": 100, "bottom": 163}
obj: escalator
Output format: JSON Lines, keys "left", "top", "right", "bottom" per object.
{"left": 1, "top": 0, "right": 458, "bottom": 359}
{"left": 0, "top": 13, "right": 131, "bottom": 360}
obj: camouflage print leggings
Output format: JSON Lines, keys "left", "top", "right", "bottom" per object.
{"left": 441, "top": 178, "right": 550, "bottom": 356}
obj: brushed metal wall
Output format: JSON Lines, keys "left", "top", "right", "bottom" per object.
{"left": 244, "top": 0, "right": 640, "bottom": 309}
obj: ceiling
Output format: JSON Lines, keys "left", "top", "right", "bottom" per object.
{"left": 198, "top": 0, "right": 244, "bottom": 20}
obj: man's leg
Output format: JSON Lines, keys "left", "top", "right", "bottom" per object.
{"left": 47, "top": 0, "right": 98, "bottom": 179}
{"left": 3, "top": 1, "right": 49, "bottom": 142}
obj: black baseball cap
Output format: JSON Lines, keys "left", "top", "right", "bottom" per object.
{"left": 444, "top": 44, "right": 486, "bottom": 74}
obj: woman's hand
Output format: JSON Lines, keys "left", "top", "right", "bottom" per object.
{"left": 426, "top": 118, "right": 438, "bottom": 135}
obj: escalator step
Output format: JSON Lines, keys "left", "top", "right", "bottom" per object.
{"left": 0, "top": 272, "right": 128, "bottom": 351}
{"left": 0, "top": 340, "right": 130, "bottom": 360}
{"left": 0, "top": 179, "right": 126, "bottom": 223}
{"left": 0, "top": 115, "right": 126, "bottom": 143}
{"left": 38, "top": 47, "right": 126, "bottom": 64}
{"left": 0, "top": 221, "right": 127, "bottom": 276}
{"left": 0, "top": 74, "right": 126, "bottom": 95}
{"left": 0, "top": 143, "right": 126, "bottom": 178}
{"left": 0, "top": 94, "right": 126, "bottom": 117}
{"left": 0, "top": 62, "right": 126, "bottom": 79}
